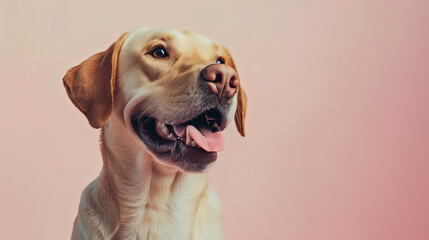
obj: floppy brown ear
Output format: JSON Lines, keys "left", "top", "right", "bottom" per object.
{"left": 235, "top": 86, "right": 247, "bottom": 137}
{"left": 63, "top": 33, "right": 129, "bottom": 128}
{"left": 222, "top": 47, "right": 247, "bottom": 137}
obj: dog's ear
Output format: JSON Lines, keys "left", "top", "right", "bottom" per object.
{"left": 223, "top": 47, "right": 247, "bottom": 137}
{"left": 235, "top": 85, "right": 247, "bottom": 137}
{"left": 63, "top": 33, "right": 129, "bottom": 128}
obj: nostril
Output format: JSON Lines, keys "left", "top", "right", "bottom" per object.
{"left": 202, "top": 69, "right": 216, "bottom": 82}
{"left": 214, "top": 73, "right": 222, "bottom": 83}
{"left": 229, "top": 76, "right": 239, "bottom": 88}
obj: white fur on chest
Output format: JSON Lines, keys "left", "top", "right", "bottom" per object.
{"left": 136, "top": 182, "right": 224, "bottom": 240}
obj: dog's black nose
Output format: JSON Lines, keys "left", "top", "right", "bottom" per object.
{"left": 201, "top": 64, "right": 238, "bottom": 100}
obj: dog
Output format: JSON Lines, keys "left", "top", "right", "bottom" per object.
{"left": 63, "top": 27, "right": 247, "bottom": 240}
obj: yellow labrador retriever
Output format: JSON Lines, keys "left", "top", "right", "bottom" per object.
{"left": 63, "top": 27, "right": 247, "bottom": 240}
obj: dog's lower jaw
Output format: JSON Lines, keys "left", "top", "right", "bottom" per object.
{"left": 71, "top": 117, "right": 225, "bottom": 240}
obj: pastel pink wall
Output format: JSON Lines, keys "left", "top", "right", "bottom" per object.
{"left": 1, "top": 0, "right": 429, "bottom": 239}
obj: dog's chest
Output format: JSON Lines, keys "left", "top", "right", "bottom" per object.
{"left": 135, "top": 189, "right": 224, "bottom": 240}
{"left": 135, "top": 199, "right": 197, "bottom": 239}
{"left": 132, "top": 176, "right": 204, "bottom": 240}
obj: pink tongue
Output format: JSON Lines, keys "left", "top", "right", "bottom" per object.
{"left": 174, "top": 125, "right": 225, "bottom": 152}
{"left": 188, "top": 126, "right": 224, "bottom": 152}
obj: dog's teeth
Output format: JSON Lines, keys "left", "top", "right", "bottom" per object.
{"left": 185, "top": 130, "right": 199, "bottom": 148}
{"left": 155, "top": 120, "right": 170, "bottom": 139}
{"left": 186, "top": 128, "right": 191, "bottom": 145}
{"left": 167, "top": 133, "right": 175, "bottom": 141}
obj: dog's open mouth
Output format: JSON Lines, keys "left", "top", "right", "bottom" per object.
{"left": 131, "top": 108, "right": 225, "bottom": 155}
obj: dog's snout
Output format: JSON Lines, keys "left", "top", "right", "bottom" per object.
{"left": 202, "top": 64, "right": 238, "bottom": 100}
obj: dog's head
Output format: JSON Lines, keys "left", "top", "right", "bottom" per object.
{"left": 63, "top": 27, "right": 246, "bottom": 172}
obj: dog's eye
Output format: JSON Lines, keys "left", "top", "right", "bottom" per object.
{"left": 152, "top": 47, "right": 169, "bottom": 58}
{"left": 216, "top": 57, "right": 225, "bottom": 64}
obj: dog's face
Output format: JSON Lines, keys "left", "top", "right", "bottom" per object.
{"left": 63, "top": 27, "right": 246, "bottom": 172}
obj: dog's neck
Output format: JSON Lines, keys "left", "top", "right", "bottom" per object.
{"left": 98, "top": 113, "right": 209, "bottom": 239}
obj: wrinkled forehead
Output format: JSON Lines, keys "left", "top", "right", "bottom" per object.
{"left": 121, "top": 27, "right": 220, "bottom": 57}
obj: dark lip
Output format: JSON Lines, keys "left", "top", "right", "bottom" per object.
{"left": 131, "top": 115, "right": 174, "bottom": 154}
{"left": 130, "top": 108, "right": 225, "bottom": 155}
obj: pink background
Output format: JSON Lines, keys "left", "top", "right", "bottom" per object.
{"left": 1, "top": 0, "right": 429, "bottom": 239}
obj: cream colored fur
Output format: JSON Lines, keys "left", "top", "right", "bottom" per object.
{"left": 68, "top": 27, "right": 244, "bottom": 240}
